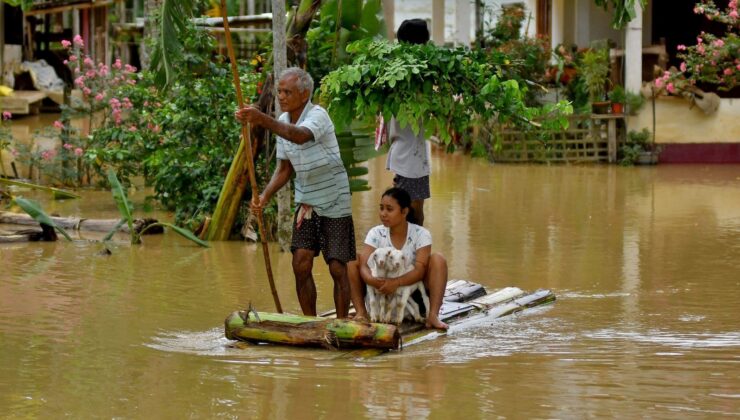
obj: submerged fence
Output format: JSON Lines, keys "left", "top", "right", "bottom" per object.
{"left": 492, "top": 114, "right": 624, "bottom": 163}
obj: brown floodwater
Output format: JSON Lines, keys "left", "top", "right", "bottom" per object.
{"left": 2, "top": 136, "right": 740, "bottom": 417}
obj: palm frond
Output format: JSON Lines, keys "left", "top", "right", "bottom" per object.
{"left": 151, "top": 0, "right": 198, "bottom": 90}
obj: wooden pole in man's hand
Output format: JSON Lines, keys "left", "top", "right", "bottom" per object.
{"left": 220, "top": 0, "right": 282, "bottom": 313}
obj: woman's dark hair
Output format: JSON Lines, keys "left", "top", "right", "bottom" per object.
{"left": 382, "top": 187, "right": 419, "bottom": 224}
{"left": 397, "top": 19, "right": 430, "bottom": 45}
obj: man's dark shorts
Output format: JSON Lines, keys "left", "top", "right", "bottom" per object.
{"left": 291, "top": 212, "right": 356, "bottom": 263}
{"left": 393, "top": 175, "right": 431, "bottom": 200}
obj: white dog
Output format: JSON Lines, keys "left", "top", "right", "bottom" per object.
{"left": 366, "top": 247, "right": 430, "bottom": 325}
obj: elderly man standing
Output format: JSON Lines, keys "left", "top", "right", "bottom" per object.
{"left": 235, "top": 67, "right": 355, "bottom": 318}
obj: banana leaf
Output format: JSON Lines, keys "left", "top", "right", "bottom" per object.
{"left": 141, "top": 222, "right": 210, "bottom": 248}
{"left": 106, "top": 169, "right": 135, "bottom": 241}
{"left": 12, "top": 197, "right": 73, "bottom": 241}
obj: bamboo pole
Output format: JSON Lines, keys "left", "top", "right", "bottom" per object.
{"left": 215, "top": 0, "right": 282, "bottom": 313}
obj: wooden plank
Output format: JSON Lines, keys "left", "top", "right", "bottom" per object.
{"left": 0, "top": 91, "right": 47, "bottom": 115}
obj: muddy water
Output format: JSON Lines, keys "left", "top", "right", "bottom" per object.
{"left": 1, "top": 143, "right": 739, "bottom": 417}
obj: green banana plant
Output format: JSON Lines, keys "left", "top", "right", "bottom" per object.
{"left": 12, "top": 197, "right": 73, "bottom": 241}
{"left": 106, "top": 169, "right": 209, "bottom": 247}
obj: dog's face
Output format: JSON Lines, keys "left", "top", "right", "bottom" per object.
{"left": 386, "top": 249, "right": 407, "bottom": 274}
{"left": 370, "top": 247, "right": 394, "bottom": 274}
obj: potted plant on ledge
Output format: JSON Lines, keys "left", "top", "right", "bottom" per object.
{"left": 608, "top": 85, "right": 626, "bottom": 114}
{"left": 580, "top": 46, "right": 611, "bottom": 114}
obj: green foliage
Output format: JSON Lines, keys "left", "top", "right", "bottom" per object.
{"left": 625, "top": 91, "right": 645, "bottom": 115}
{"left": 619, "top": 128, "right": 653, "bottom": 165}
{"left": 484, "top": 3, "right": 527, "bottom": 46}
{"left": 608, "top": 85, "right": 626, "bottom": 103}
{"left": 88, "top": 23, "right": 262, "bottom": 225}
{"left": 320, "top": 39, "right": 572, "bottom": 148}
{"left": 150, "top": 0, "right": 199, "bottom": 90}
{"left": 12, "top": 197, "right": 73, "bottom": 241}
{"left": 580, "top": 47, "right": 610, "bottom": 102}
{"left": 593, "top": 0, "right": 647, "bottom": 29}
{"left": 2, "top": 0, "right": 34, "bottom": 10}
{"left": 306, "top": 0, "right": 387, "bottom": 86}
{"left": 106, "top": 169, "right": 208, "bottom": 247}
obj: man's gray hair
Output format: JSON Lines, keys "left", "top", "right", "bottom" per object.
{"left": 280, "top": 67, "right": 314, "bottom": 95}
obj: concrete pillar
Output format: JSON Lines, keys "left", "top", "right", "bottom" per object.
{"left": 551, "top": 0, "right": 565, "bottom": 51}
{"left": 625, "top": 4, "right": 643, "bottom": 93}
{"left": 432, "top": 0, "right": 444, "bottom": 45}
{"left": 455, "top": 0, "right": 471, "bottom": 46}
{"left": 382, "top": 0, "right": 395, "bottom": 40}
{"left": 574, "top": 0, "right": 590, "bottom": 47}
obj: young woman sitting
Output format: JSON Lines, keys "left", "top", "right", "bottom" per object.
{"left": 348, "top": 187, "right": 449, "bottom": 330}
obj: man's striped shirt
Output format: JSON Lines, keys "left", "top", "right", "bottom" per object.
{"left": 276, "top": 102, "right": 352, "bottom": 218}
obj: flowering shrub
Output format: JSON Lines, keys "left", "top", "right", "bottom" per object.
{"left": 85, "top": 24, "right": 263, "bottom": 224}
{"left": 12, "top": 35, "right": 143, "bottom": 186}
{"left": 661, "top": 1, "right": 740, "bottom": 93}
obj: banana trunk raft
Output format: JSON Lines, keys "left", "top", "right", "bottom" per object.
{"left": 224, "top": 280, "right": 556, "bottom": 352}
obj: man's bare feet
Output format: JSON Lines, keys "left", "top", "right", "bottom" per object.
{"left": 351, "top": 311, "right": 369, "bottom": 323}
{"left": 425, "top": 315, "right": 449, "bottom": 330}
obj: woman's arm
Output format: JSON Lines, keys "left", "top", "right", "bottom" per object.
{"left": 358, "top": 244, "right": 384, "bottom": 289}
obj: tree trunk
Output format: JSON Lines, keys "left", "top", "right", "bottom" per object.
{"left": 224, "top": 310, "right": 401, "bottom": 350}
{"left": 0, "top": 211, "right": 161, "bottom": 234}
{"left": 272, "top": 0, "right": 292, "bottom": 252}
{"left": 140, "top": 0, "right": 162, "bottom": 70}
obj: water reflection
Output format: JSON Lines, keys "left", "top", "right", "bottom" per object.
{"left": 2, "top": 146, "right": 740, "bottom": 417}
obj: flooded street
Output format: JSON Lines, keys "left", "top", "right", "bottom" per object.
{"left": 1, "top": 143, "right": 740, "bottom": 417}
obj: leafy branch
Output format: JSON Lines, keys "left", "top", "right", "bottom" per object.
{"left": 320, "top": 39, "right": 571, "bottom": 144}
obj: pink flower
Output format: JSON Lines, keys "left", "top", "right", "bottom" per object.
{"left": 73, "top": 35, "right": 84, "bottom": 47}
{"left": 63, "top": 143, "right": 73, "bottom": 150}
{"left": 677, "top": 44, "right": 686, "bottom": 51}
{"left": 697, "top": 44, "right": 706, "bottom": 55}
{"left": 69, "top": 55, "right": 78, "bottom": 62}
{"left": 83, "top": 57, "right": 94, "bottom": 68}
{"left": 41, "top": 150, "right": 56, "bottom": 161}
{"left": 124, "top": 64, "right": 137, "bottom": 73}
{"left": 680, "top": 62, "right": 687, "bottom": 72}
{"left": 74, "top": 76, "right": 85, "bottom": 88}
{"left": 95, "top": 93, "right": 105, "bottom": 101}
{"left": 53, "top": 120, "right": 64, "bottom": 129}
{"left": 724, "top": 67, "right": 733, "bottom": 75}
{"left": 693, "top": 6, "right": 704, "bottom": 14}
{"left": 113, "top": 59, "right": 122, "bottom": 70}
{"left": 61, "top": 40, "right": 71, "bottom": 48}
{"left": 730, "top": 10, "right": 739, "bottom": 19}
{"left": 128, "top": 125, "right": 137, "bottom": 132}
{"left": 736, "top": 64, "right": 740, "bottom": 71}
{"left": 2, "top": 111, "right": 11, "bottom": 120}
{"left": 63, "top": 60, "right": 69, "bottom": 65}
{"left": 74, "top": 148, "right": 84, "bottom": 157}
{"left": 86, "top": 70, "right": 96, "bottom": 78}
{"left": 667, "top": 83, "right": 676, "bottom": 94}
{"left": 713, "top": 39, "right": 725, "bottom": 48}
{"left": 655, "top": 78, "right": 664, "bottom": 89}
{"left": 83, "top": 87, "right": 92, "bottom": 96}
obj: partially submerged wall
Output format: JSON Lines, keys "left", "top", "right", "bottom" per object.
{"left": 628, "top": 96, "right": 740, "bottom": 163}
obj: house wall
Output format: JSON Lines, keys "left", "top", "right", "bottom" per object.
{"left": 628, "top": 97, "right": 740, "bottom": 163}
